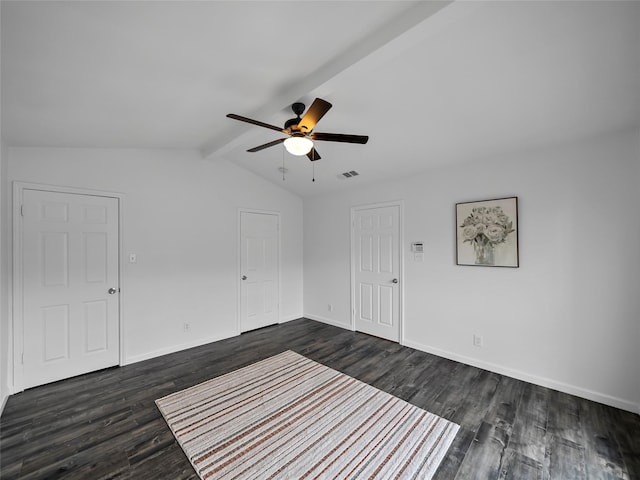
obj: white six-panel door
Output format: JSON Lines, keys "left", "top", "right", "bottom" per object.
{"left": 22, "top": 189, "right": 120, "bottom": 389}
{"left": 240, "top": 211, "right": 279, "bottom": 332}
{"left": 353, "top": 205, "right": 401, "bottom": 342}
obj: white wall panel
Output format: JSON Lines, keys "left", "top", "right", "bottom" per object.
{"left": 7, "top": 148, "right": 303, "bottom": 366}
{"left": 304, "top": 129, "right": 640, "bottom": 413}
{"left": 0, "top": 140, "right": 8, "bottom": 411}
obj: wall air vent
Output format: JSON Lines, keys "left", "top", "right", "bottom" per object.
{"left": 342, "top": 170, "right": 359, "bottom": 178}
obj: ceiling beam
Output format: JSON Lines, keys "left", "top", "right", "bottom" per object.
{"left": 201, "top": 0, "right": 453, "bottom": 159}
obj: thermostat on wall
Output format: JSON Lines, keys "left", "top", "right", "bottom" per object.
{"left": 411, "top": 242, "right": 424, "bottom": 262}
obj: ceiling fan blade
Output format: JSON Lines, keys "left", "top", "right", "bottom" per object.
{"left": 307, "top": 148, "right": 321, "bottom": 161}
{"left": 227, "top": 114, "right": 285, "bottom": 133}
{"left": 247, "top": 138, "right": 286, "bottom": 152}
{"left": 298, "top": 98, "right": 332, "bottom": 133}
{"left": 311, "top": 132, "right": 369, "bottom": 144}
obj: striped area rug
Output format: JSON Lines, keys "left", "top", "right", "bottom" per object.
{"left": 156, "top": 350, "right": 459, "bottom": 479}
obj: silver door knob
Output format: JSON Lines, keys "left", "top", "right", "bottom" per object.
{"left": 108, "top": 288, "right": 118, "bottom": 294}
{"left": 392, "top": 278, "right": 398, "bottom": 284}
{"left": 242, "top": 275, "right": 247, "bottom": 280}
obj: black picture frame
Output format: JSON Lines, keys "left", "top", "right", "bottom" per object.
{"left": 456, "top": 196, "right": 519, "bottom": 267}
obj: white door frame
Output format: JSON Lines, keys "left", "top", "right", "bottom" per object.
{"left": 350, "top": 200, "right": 404, "bottom": 344}
{"left": 12, "top": 181, "right": 126, "bottom": 393}
{"left": 236, "top": 208, "right": 281, "bottom": 335}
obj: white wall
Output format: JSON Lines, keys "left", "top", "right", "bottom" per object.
{"left": 0, "top": 139, "right": 8, "bottom": 412}
{"left": 4, "top": 131, "right": 639, "bottom": 414}
{"left": 6, "top": 148, "right": 303, "bottom": 383}
{"left": 304, "top": 128, "right": 640, "bottom": 413}
{"left": 636, "top": 129, "right": 640, "bottom": 411}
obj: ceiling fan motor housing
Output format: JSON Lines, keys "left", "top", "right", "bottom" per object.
{"left": 284, "top": 102, "right": 306, "bottom": 131}
{"left": 291, "top": 102, "right": 305, "bottom": 116}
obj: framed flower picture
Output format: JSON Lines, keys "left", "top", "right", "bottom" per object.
{"left": 456, "top": 197, "right": 519, "bottom": 267}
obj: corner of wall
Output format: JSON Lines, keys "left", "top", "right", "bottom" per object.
{"left": 0, "top": 139, "right": 9, "bottom": 415}
{"left": 303, "top": 313, "right": 352, "bottom": 331}
{"left": 0, "top": 0, "right": 4, "bottom": 416}
{"left": 636, "top": 127, "right": 640, "bottom": 414}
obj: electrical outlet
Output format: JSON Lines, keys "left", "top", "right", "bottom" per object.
{"left": 328, "top": 304, "right": 333, "bottom": 312}
{"left": 183, "top": 322, "right": 190, "bottom": 332}
{"left": 473, "top": 334, "right": 483, "bottom": 347}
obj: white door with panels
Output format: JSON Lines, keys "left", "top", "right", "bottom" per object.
{"left": 21, "top": 189, "right": 120, "bottom": 389}
{"left": 240, "top": 211, "right": 279, "bottom": 332}
{"left": 353, "top": 205, "right": 401, "bottom": 342}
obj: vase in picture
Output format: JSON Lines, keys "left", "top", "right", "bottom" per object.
{"left": 474, "top": 241, "right": 494, "bottom": 265}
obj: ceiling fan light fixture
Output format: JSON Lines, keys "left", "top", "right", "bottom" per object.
{"left": 284, "top": 136, "right": 313, "bottom": 156}
{"left": 227, "top": 98, "right": 367, "bottom": 161}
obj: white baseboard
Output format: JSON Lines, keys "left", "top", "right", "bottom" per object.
{"left": 304, "top": 313, "right": 353, "bottom": 330}
{"left": 402, "top": 339, "right": 640, "bottom": 415}
{"left": 124, "top": 317, "right": 303, "bottom": 366}
{"left": 124, "top": 332, "right": 236, "bottom": 366}
{"left": 280, "top": 315, "right": 303, "bottom": 324}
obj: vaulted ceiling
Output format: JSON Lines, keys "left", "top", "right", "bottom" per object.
{"left": 2, "top": 1, "right": 639, "bottom": 197}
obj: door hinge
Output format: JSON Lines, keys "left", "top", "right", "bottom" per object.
{"left": 20, "top": 205, "right": 24, "bottom": 217}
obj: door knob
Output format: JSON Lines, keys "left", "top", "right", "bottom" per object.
{"left": 242, "top": 275, "right": 247, "bottom": 280}
{"left": 392, "top": 278, "right": 399, "bottom": 284}
{"left": 108, "top": 287, "right": 119, "bottom": 294}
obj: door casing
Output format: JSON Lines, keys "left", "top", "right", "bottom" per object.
{"left": 350, "top": 200, "right": 404, "bottom": 343}
{"left": 12, "top": 182, "right": 125, "bottom": 393}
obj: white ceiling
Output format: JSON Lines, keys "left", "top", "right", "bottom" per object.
{"left": 2, "top": 1, "right": 639, "bottom": 197}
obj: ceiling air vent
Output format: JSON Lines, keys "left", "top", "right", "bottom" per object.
{"left": 342, "top": 170, "right": 359, "bottom": 178}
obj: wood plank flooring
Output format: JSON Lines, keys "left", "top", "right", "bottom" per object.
{"left": 1, "top": 318, "right": 639, "bottom": 479}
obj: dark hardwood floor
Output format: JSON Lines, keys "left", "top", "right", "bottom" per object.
{"left": 1, "top": 318, "right": 639, "bottom": 479}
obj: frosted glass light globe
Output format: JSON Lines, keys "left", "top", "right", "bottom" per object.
{"left": 284, "top": 136, "right": 313, "bottom": 156}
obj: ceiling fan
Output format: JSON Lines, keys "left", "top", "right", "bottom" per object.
{"left": 226, "top": 98, "right": 369, "bottom": 161}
